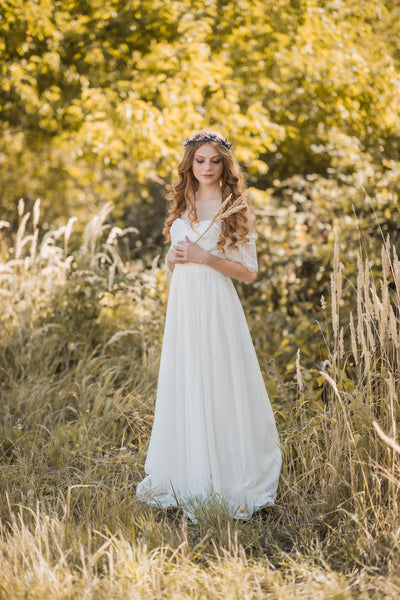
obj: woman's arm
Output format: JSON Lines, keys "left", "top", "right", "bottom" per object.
{"left": 174, "top": 236, "right": 257, "bottom": 283}
{"left": 205, "top": 249, "right": 257, "bottom": 283}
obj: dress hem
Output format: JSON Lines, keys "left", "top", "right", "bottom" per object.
{"left": 136, "top": 477, "right": 278, "bottom": 521}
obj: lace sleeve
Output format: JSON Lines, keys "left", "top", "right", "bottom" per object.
{"left": 225, "top": 233, "right": 258, "bottom": 273}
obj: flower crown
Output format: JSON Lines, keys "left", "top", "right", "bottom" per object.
{"left": 182, "top": 132, "right": 232, "bottom": 149}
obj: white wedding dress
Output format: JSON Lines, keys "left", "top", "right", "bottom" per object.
{"left": 136, "top": 217, "right": 281, "bottom": 520}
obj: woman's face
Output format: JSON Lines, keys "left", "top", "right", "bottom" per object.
{"left": 192, "top": 143, "right": 223, "bottom": 186}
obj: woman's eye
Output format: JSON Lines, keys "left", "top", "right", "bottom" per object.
{"left": 212, "top": 160, "right": 221, "bottom": 164}
{"left": 195, "top": 159, "right": 204, "bottom": 163}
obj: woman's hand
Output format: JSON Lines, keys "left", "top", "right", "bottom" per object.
{"left": 174, "top": 236, "right": 209, "bottom": 265}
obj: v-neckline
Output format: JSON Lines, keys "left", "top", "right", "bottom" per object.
{"left": 179, "top": 217, "right": 212, "bottom": 226}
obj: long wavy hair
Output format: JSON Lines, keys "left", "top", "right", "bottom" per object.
{"left": 163, "top": 132, "right": 249, "bottom": 251}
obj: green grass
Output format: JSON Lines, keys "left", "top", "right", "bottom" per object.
{"left": 0, "top": 207, "right": 399, "bottom": 599}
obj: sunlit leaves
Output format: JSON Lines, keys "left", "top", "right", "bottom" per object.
{"left": 0, "top": 0, "right": 399, "bottom": 245}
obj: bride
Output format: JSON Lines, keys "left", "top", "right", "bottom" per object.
{"left": 136, "top": 131, "right": 281, "bottom": 520}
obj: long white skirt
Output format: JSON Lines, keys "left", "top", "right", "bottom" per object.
{"left": 136, "top": 262, "right": 281, "bottom": 520}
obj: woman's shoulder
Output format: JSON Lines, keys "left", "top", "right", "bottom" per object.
{"left": 169, "top": 217, "right": 186, "bottom": 239}
{"left": 170, "top": 217, "right": 182, "bottom": 230}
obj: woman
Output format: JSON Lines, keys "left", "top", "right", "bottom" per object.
{"left": 136, "top": 131, "right": 281, "bottom": 520}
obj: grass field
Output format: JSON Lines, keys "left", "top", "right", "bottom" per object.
{"left": 0, "top": 204, "right": 399, "bottom": 599}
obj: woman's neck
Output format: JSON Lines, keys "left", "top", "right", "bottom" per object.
{"left": 195, "top": 183, "right": 222, "bottom": 202}
{"left": 193, "top": 187, "right": 223, "bottom": 221}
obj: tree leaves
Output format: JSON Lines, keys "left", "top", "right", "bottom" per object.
{"left": 0, "top": 0, "right": 399, "bottom": 246}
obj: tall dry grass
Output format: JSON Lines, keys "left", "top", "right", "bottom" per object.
{"left": 0, "top": 204, "right": 399, "bottom": 599}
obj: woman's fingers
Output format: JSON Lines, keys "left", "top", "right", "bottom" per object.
{"left": 174, "top": 241, "right": 186, "bottom": 262}
{"left": 173, "top": 238, "right": 195, "bottom": 263}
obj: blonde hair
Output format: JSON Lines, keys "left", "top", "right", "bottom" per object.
{"left": 163, "top": 131, "right": 250, "bottom": 251}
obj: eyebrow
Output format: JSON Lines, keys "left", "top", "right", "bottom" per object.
{"left": 195, "top": 154, "right": 221, "bottom": 158}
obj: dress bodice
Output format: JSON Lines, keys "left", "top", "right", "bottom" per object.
{"left": 170, "top": 218, "right": 223, "bottom": 256}
{"left": 169, "top": 217, "right": 258, "bottom": 273}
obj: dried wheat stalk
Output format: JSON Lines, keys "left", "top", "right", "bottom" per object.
{"left": 193, "top": 190, "right": 249, "bottom": 245}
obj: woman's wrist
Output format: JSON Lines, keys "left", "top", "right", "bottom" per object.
{"left": 200, "top": 249, "right": 211, "bottom": 265}
{"left": 204, "top": 252, "right": 214, "bottom": 267}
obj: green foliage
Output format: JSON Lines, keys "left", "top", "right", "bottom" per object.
{"left": 1, "top": 0, "right": 400, "bottom": 245}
